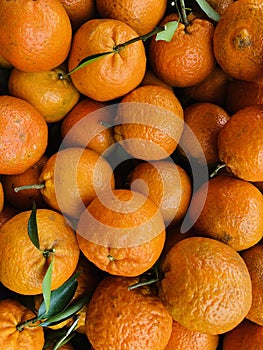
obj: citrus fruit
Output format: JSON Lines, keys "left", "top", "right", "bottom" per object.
{"left": 213, "top": 0, "right": 263, "bottom": 82}
{"left": 8, "top": 66, "right": 80, "bottom": 123}
{"left": 85, "top": 275, "right": 173, "bottom": 350}
{"left": 159, "top": 236, "right": 252, "bottom": 334}
{"left": 205, "top": 0, "right": 234, "bottom": 15}
{"left": 140, "top": 68, "right": 173, "bottom": 91}
{"left": 39, "top": 147, "right": 115, "bottom": 219}
{"left": 0, "top": 95, "right": 48, "bottom": 175}
{"left": 60, "top": 0, "right": 96, "bottom": 30}
{"left": 190, "top": 175, "right": 263, "bottom": 251}
{"left": 0, "top": 182, "right": 4, "bottom": 213}
{"left": 0, "top": 209, "right": 80, "bottom": 295}
{"left": 0, "top": 0, "right": 72, "bottom": 72}
{"left": 114, "top": 85, "right": 184, "bottom": 160}
{"left": 149, "top": 13, "right": 215, "bottom": 87}
{"left": 218, "top": 104, "right": 263, "bottom": 182}
{"left": 76, "top": 189, "right": 166, "bottom": 277}
{"left": 68, "top": 18, "right": 146, "bottom": 101}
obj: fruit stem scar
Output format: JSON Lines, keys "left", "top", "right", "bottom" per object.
{"left": 107, "top": 254, "right": 116, "bottom": 262}
{"left": 13, "top": 183, "right": 45, "bottom": 192}
{"left": 43, "top": 248, "right": 55, "bottom": 259}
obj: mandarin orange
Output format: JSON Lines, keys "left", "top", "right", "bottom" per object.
{"left": 60, "top": 0, "right": 96, "bottom": 30}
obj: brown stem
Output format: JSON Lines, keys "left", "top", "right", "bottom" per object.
{"left": 179, "top": 0, "right": 189, "bottom": 26}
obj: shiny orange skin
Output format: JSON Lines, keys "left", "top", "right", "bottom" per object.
{"left": 0, "top": 0, "right": 72, "bottom": 72}
{"left": 0, "top": 183, "right": 4, "bottom": 213}
{"left": 218, "top": 105, "right": 263, "bottom": 182}
{"left": 68, "top": 18, "right": 146, "bottom": 102}
{"left": 60, "top": 0, "right": 96, "bottom": 30}
{"left": 149, "top": 14, "right": 216, "bottom": 87}
{"left": 159, "top": 237, "right": 252, "bottom": 335}
{"left": 213, "top": 0, "right": 263, "bottom": 82}
{"left": 0, "top": 298, "right": 44, "bottom": 350}
{"left": 85, "top": 276, "right": 173, "bottom": 350}
{"left": 77, "top": 189, "right": 166, "bottom": 277}
{"left": 0, "top": 96, "right": 48, "bottom": 175}
{"left": 190, "top": 175, "right": 263, "bottom": 251}
{"left": 0, "top": 209, "right": 80, "bottom": 295}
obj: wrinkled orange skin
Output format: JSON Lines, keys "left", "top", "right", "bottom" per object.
{"left": 86, "top": 276, "right": 173, "bottom": 350}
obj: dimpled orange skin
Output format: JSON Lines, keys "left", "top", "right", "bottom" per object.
{"left": 60, "top": 0, "right": 96, "bottom": 31}
{"left": 0, "top": 96, "right": 48, "bottom": 175}
{"left": 159, "top": 237, "right": 252, "bottom": 335}
{"left": 213, "top": 0, "right": 263, "bottom": 82}
{"left": 68, "top": 18, "right": 146, "bottom": 102}
{"left": 85, "top": 276, "right": 173, "bottom": 350}
{"left": 0, "top": 299, "right": 44, "bottom": 350}
{"left": 191, "top": 176, "right": 263, "bottom": 251}
{"left": 0, "top": 209, "right": 80, "bottom": 295}
{"left": 149, "top": 14, "right": 215, "bottom": 88}
{"left": 0, "top": 0, "right": 72, "bottom": 72}
{"left": 218, "top": 105, "right": 263, "bottom": 182}
{"left": 77, "top": 189, "right": 166, "bottom": 277}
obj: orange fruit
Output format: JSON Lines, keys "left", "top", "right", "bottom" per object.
{"left": 60, "top": 0, "right": 96, "bottom": 31}
{"left": 39, "top": 147, "right": 115, "bottom": 219}
{"left": 0, "top": 182, "right": 4, "bottom": 213}
{"left": 8, "top": 66, "right": 80, "bottom": 123}
{"left": 213, "top": 0, "right": 263, "bottom": 82}
{"left": 205, "top": 0, "right": 235, "bottom": 15}
{"left": 85, "top": 275, "right": 173, "bottom": 350}
{"left": 149, "top": 13, "right": 215, "bottom": 87}
{"left": 0, "top": 95, "right": 48, "bottom": 175}
{"left": 0, "top": 298, "right": 44, "bottom": 350}
{"left": 140, "top": 68, "right": 174, "bottom": 91}
{"left": 1, "top": 155, "right": 48, "bottom": 211}
{"left": 218, "top": 104, "right": 263, "bottom": 182}
{"left": 95, "top": 0, "right": 167, "bottom": 35}
{"left": 0, "top": 0, "right": 72, "bottom": 72}
{"left": 0, "top": 204, "right": 18, "bottom": 230}
{"left": 178, "top": 102, "right": 230, "bottom": 165}
{"left": 164, "top": 320, "right": 219, "bottom": 350}
{"left": 114, "top": 85, "right": 184, "bottom": 160}
{"left": 226, "top": 78, "right": 263, "bottom": 114}
{"left": 126, "top": 160, "right": 192, "bottom": 228}
{"left": 223, "top": 319, "right": 263, "bottom": 350}
{"left": 190, "top": 175, "right": 263, "bottom": 251}
{"left": 0, "top": 209, "right": 80, "bottom": 295}
{"left": 76, "top": 189, "right": 166, "bottom": 277}
{"left": 159, "top": 236, "right": 252, "bottom": 335}
{"left": 68, "top": 18, "right": 146, "bottom": 102}
{"left": 61, "top": 98, "right": 115, "bottom": 155}
{"left": 241, "top": 244, "right": 263, "bottom": 325}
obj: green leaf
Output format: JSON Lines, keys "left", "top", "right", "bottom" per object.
{"left": 194, "top": 0, "right": 221, "bottom": 21}
{"left": 155, "top": 21, "right": 179, "bottom": 42}
{"left": 28, "top": 202, "right": 40, "bottom": 250}
{"left": 40, "top": 294, "right": 90, "bottom": 327}
{"left": 68, "top": 51, "right": 114, "bottom": 75}
{"left": 53, "top": 317, "right": 79, "bottom": 350}
{"left": 42, "top": 258, "right": 54, "bottom": 315}
{"left": 38, "top": 271, "right": 81, "bottom": 320}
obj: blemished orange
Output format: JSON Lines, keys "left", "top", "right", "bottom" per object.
{"left": 178, "top": 102, "right": 230, "bottom": 165}
{"left": 140, "top": 68, "right": 174, "bottom": 91}
{"left": 218, "top": 104, "right": 263, "bottom": 182}
{"left": 0, "top": 298, "right": 44, "bottom": 350}
{"left": 241, "top": 244, "right": 263, "bottom": 325}
{"left": 39, "top": 147, "right": 115, "bottom": 219}
{"left": 213, "top": 0, "right": 263, "bottom": 82}
{"left": 164, "top": 320, "right": 219, "bottom": 350}
{"left": 68, "top": 18, "right": 146, "bottom": 102}
{"left": 149, "top": 13, "right": 216, "bottom": 87}
{"left": 76, "top": 189, "right": 166, "bottom": 277}
{"left": 60, "top": 0, "right": 96, "bottom": 30}
{"left": 159, "top": 236, "right": 252, "bottom": 335}
{"left": 0, "top": 0, "right": 72, "bottom": 72}
{"left": 226, "top": 78, "right": 263, "bottom": 114}
{"left": 8, "top": 66, "right": 80, "bottom": 123}
{"left": 114, "top": 85, "right": 184, "bottom": 161}
{"left": 0, "top": 204, "right": 18, "bottom": 230}
{"left": 205, "top": 0, "right": 235, "bottom": 15}
{"left": 85, "top": 275, "right": 173, "bottom": 350}
{"left": 95, "top": 0, "right": 167, "bottom": 35}
{"left": 190, "top": 175, "right": 263, "bottom": 251}
{"left": 0, "top": 209, "right": 80, "bottom": 295}
{"left": 1, "top": 155, "right": 48, "bottom": 211}
{"left": 126, "top": 160, "right": 192, "bottom": 228}
{"left": 0, "top": 95, "right": 48, "bottom": 175}
{"left": 223, "top": 319, "right": 263, "bottom": 350}
{"left": 61, "top": 98, "right": 115, "bottom": 155}
{"left": 0, "top": 183, "right": 4, "bottom": 213}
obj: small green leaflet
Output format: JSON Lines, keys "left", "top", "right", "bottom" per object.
{"left": 195, "top": 0, "right": 220, "bottom": 22}
{"left": 68, "top": 51, "right": 113, "bottom": 75}
{"left": 28, "top": 202, "right": 40, "bottom": 250}
{"left": 42, "top": 258, "right": 54, "bottom": 315}
{"left": 156, "top": 21, "right": 179, "bottom": 42}
{"left": 53, "top": 317, "right": 79, "bottom": 350}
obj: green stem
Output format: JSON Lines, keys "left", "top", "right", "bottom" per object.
{"left": 14, "top": 184, "right": 45, "bottom": 193}
{"left": 16, "top": 316, "right": 38, "bottom": 332}
{"left": 210, "top": 163, "right": 227, "bottom": 178}
{"left": 128, "top": 276, "right": 161, "bottom": 290}
{"left": 179, "top": 0, "right": 189, "bottom": 26}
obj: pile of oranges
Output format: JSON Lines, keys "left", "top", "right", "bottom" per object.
{"left": 0, "top": 0, "right": 263, "bottom": 349}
